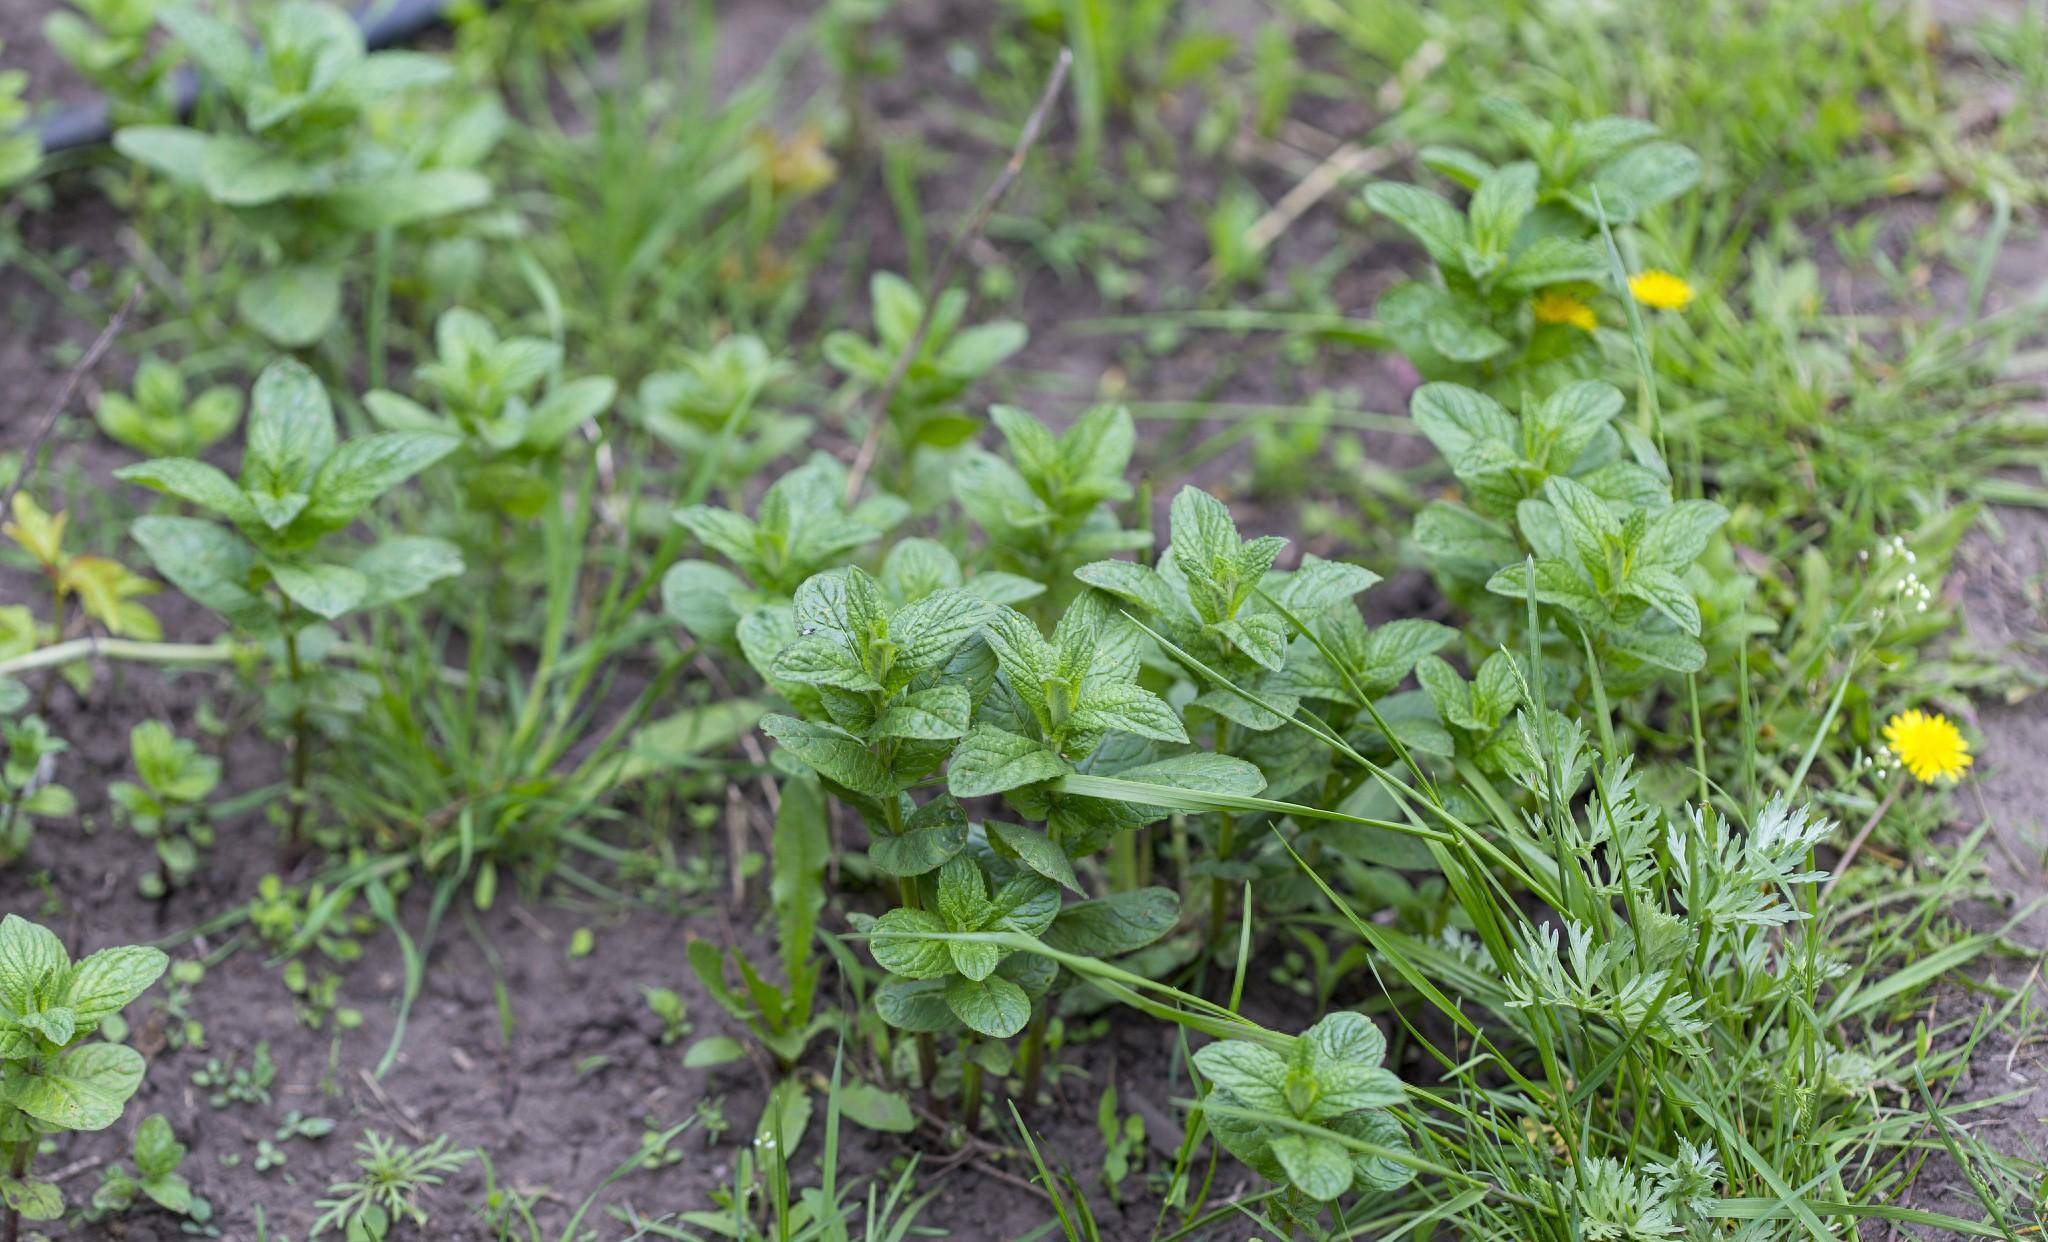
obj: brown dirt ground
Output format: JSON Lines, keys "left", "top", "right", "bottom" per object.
{"left": 4, "top": 1, "right": 2047, "bottom": 1239}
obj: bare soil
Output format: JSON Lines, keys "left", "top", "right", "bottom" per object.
{"left": 3, "top": 1, "right": 2047, "bottom": 1239}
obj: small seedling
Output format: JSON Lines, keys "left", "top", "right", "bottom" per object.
{"left": 92, "top": 1115, "right": 199, "bottom": 1218}
{"left": 310, "top": 1131, "right": 475, "bottom": 1241}
{"left": 110, "top": 720, "right": 222, "bottom": 898}
{"left": 94, "top": 357, "right": 243, "bottom": 459}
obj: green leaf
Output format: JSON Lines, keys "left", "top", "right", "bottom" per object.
{"left": 1523, "top": 381, "right": 1623, "bottom": 474}
{"left": 237, "top": 265, "right": 342, "bottom": 349}
{"left": 770, "top": 775, "right": 828, "bottom": 985}
{"left": 1413, "top": 503, "right": 1519, "bottom": 572}
{"left": 141, "top": 1172, "right": 193, "bottom": 1215}
{"left": 1070, "top": 682, "right": 1187, "bottom": 744}
{"left": 268, "top": 560, "right": 368, "bottom": 619}
{"left": 1041, "top": 888, "right": 1179, "bottom": 956}
{"left": 682, "top": 1035, "right": 747, "bottom": 1068}
{"left": 1363, "top": 182, "right": 1467, "bottom": 268}
{"left": 987, "top": 821, "right": 1082, "bottom": 893}
{"left": 1410, "top": 384, "right": 1516, "bottom": 464}
{"left": 1498, "top": 235, "right": 1608, "bottom": 292}
{"left": 1467, "top": 160, "right": 1537, "bottom": 259}
{"left": 1271, "top": 1132, "right": 1355, "bottom": 1201}
{"left": 1190, "top": 1040, "right": 1290, "bottom": 1112}
{"left": 660, "top": 560, "right": 748, "bottom": 649}
{"left": 988, "top": 873, "right": 1060, "bottom": 936}
{"left": 323, "top": 170, "right": 492, "bottom": 229}
{"left": 617, "top": 699, "right": 766, "bottom": 784}
{"left": 112, "top": 458, "right": 254, "bottom": 523}
{"left": 0, "top": 915, "right": 67, "bottom": 1016}
{"left": 354, "top": 536, "right": 463, "bottom": 608}
{"left": 243, "top": 359, "right": 337, "bottom": 509}
{"left": 1267, "top": 556, "right": 1381, "bottom": 617}
{"left": 889, "top": 589, "right": 990, "bottom": 674}
{"left": 1635, "top": 499, "right": 1728, "bottom": 568}
{"left": 112, "top": 126, "right": 212, "bottom": 187}
{"left": 838, "top": 1082, "right": 917, "bottom": 1133}
{"left": 156, "top": 5, "right": 253, "bottom": 91}
{"left": 873, "top": 977, "right": 961, "bottom": 1034}
{"left": 7, "top": 1042, "right": 146, "bottom": 1131}
{"left": 0, "top": 1177, "right": 61, "bottom": 1221}
{"left": 867, "top": 908, "right": 952, "bottom": 980}
{"left": 772, "top": 635, "right": 881, "bottom": 692}
{"left": 1485, "top": 558, "right": 1604, "bottom": 622}
{"left": 1073, "top": 559, "right": 1178, "bottom": 616}
{"left": 760, "top": 715, "right": 898, "bottom": 800}
{"left": 1621, "top": 566, "right": 1700, "bottom": 635}
{"left": 868, "top": 796, "right": 969, "bottom": 878}
{"left": 872, "top": 684, "right": 972, "bottom": 740}
{"left": 944, "top": 973, "right": 1031, "bottom": 1038}
{"left": 129, "top": 517, "right": 272, "bottom": 633}
{"left": 303, "top": 432, "right": 459, "bottom": 531}
{"left": 947, "top": 725, "right": 1071, "bottom": 799}
{"left": 1576, "top": 140, "right": 1701, "bottom": 221}
{"left": 934, "top": 857, "right": 990, "bottom": 930}
{"left": 133, "top": 1114, "right": 187, "bottom": 1180}
{"left": 62, "top": 945, "right": 167, "bottom": 1029}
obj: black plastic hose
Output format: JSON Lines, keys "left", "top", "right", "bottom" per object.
{"left": 36, "top": 0, "right": 465, "bottom": 153}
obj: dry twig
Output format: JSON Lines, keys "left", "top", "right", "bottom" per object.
{"left": 1, "top": 283, "right": 143, "bottom": 517}
{"left": 841, "top": 48, "right": 1073, "bottom": 504}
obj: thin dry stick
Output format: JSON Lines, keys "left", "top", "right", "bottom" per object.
{"left": 1818, "top": 779, "right": 1903, "bottom": 904}
{"left": 1201, "top": 139, "right": 1403, "bottom": 281}
{"left": 0, "top": 283, "right": 143, "bottom": 517}
{"left": 841, "top": 48, "right": 1073, "bottom": 506}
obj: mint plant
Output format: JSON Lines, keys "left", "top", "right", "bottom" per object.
{"left": 639, "top": 335, "right": 809, "bottom": 486}
{"left": 117, "top": 358, "right": 461, "bottom": 840}
{"left": 111, "top": 721, "right": 222, "bottom": 898}
{"left": 1364, "top": 111, "right": 1699, "bottom": 385}
{"left": 0, "top": 915, "right": 169, "bottom": 1235}
{"left": 365, "top": 307, "right": 617, "bottom": 522}
{"left": 952, "top": 404, "right": 1151, "bottom": 609}
{"left": 0, "top": 714, "right": 73, "bottom": 864}
{"left": 757, "top": 565, "right": 994, "bottom": 823}
{"left": 45, "top": 0, "right": 173, "bottom": 125}
{"left": 94, "top": 356, "right": 244, "bottom": 459}
{"left": 824, "top": 272, "right": 1026, "bottom": 464}
{"left": 1192, "top": 1012, "right": 1413, "bottom": 1219}
{"left": 1406, "top": 380, "right": 1729, "bottom": 678}
{"left": 90, "top": 1114, "right": 200, "bottom": 1220}
{"left": 1420, "top": 98, "right": 1702, "bottom": 227}
{"left": 113, "top": 3, "right": 494, "bottom": 346}
{"left": 663, "top": 453, "right": 909, "bottom": 662}
{"left": 118, "top": 359, "right": 462, "bottom": 632}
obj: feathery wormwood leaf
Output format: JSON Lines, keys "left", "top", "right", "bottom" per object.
{"left": 1666, "top": 796, "right": 1832, "bottom": 927}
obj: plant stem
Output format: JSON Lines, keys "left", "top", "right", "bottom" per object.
{"left": 3, "top": 1142, "right": 27, "bottom": 1242}
{"left": 958, "top": 1048, "right": 984, "bottom": 1133}
{"left": 283, "top": 616, "right": 310, "bottom": 850}
{"left": 1206, "top": 720, "right": 1234, "bottom": 955}
{"left": 1017, "top": 1005, "right": 1049, "bottom": 1105}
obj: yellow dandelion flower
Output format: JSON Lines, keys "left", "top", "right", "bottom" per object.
{"left": 1882, "top": 709, "right": 1972, "bottom": 784}
{"left": 1532, "top": 290, "right": 1597, "bottom": 332}
{"left": 1628, "top": 269, "right": 1695, "bottom": 311}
